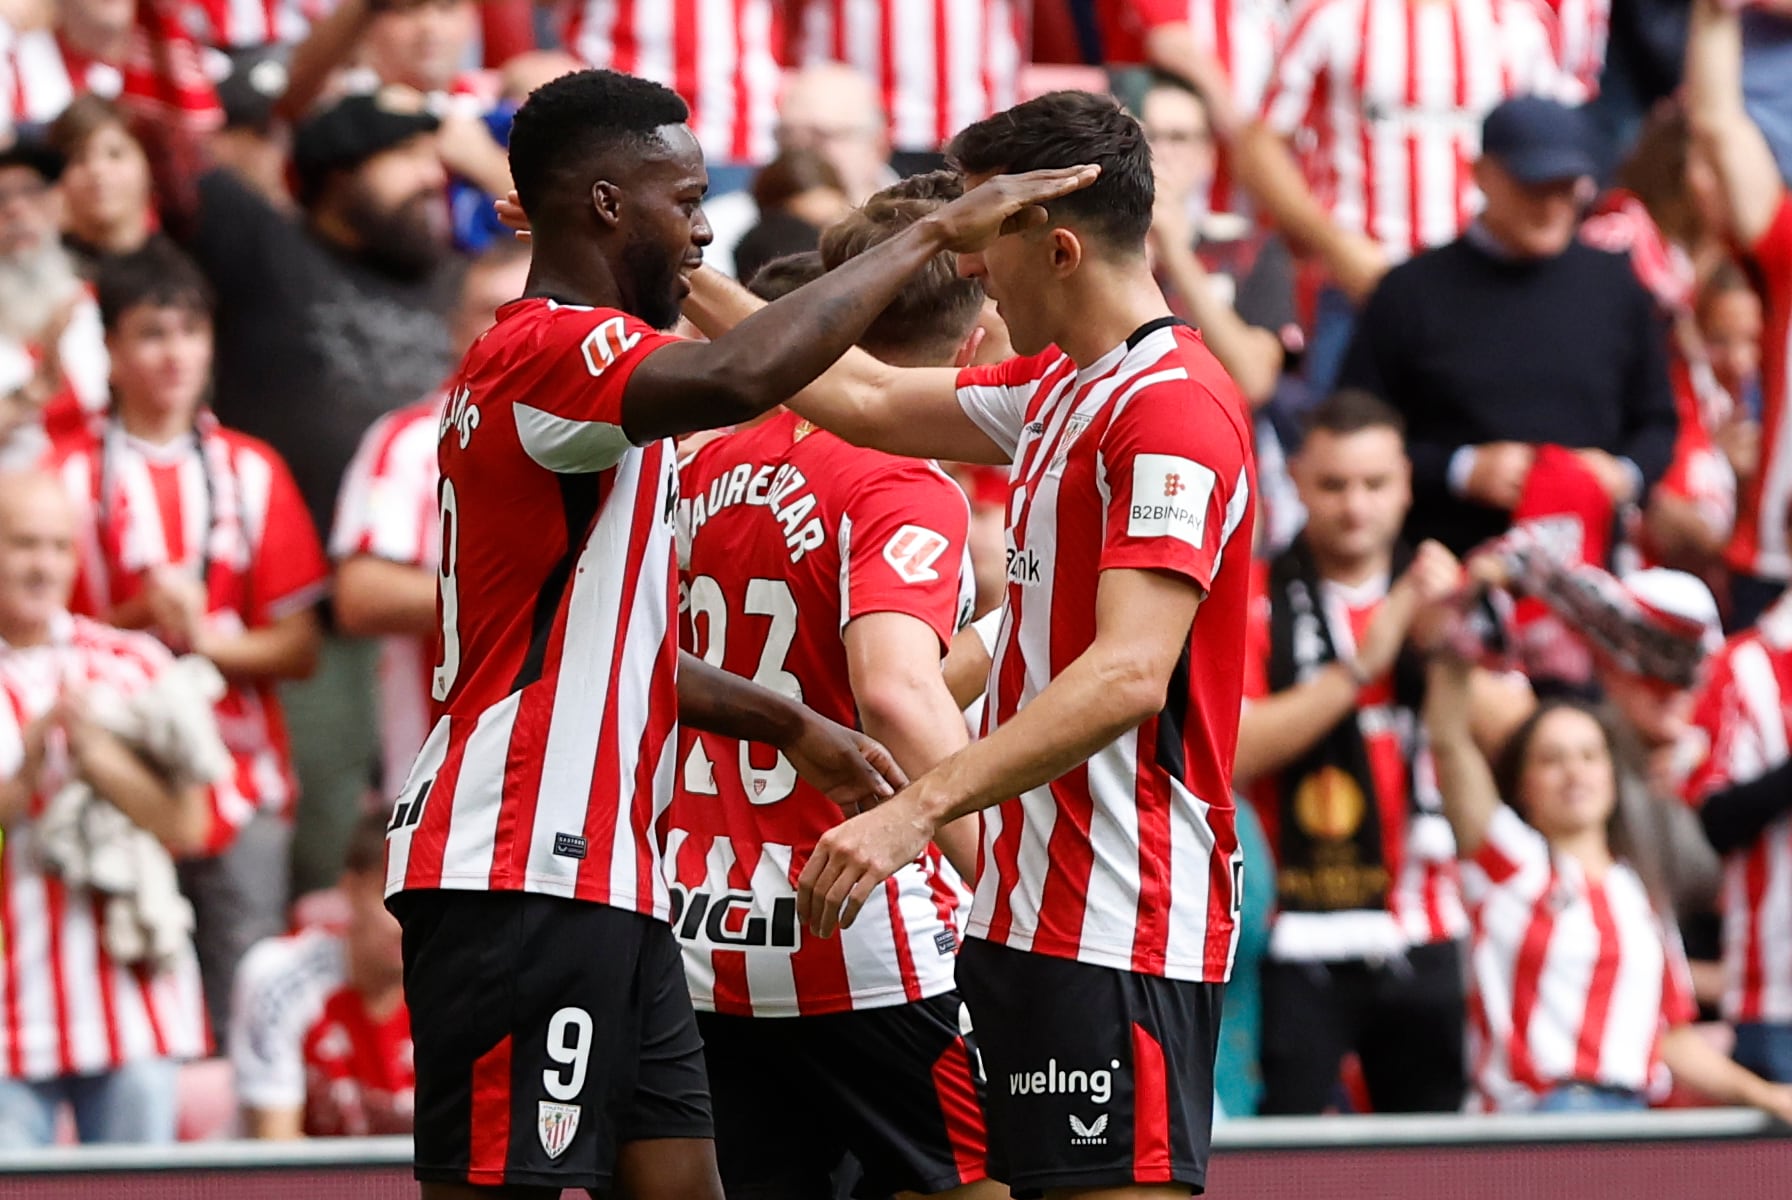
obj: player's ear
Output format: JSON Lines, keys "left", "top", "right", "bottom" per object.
{"left": 590, "top": 180, "right": 624, "bottom": 229}
{"left": 1048, "top": 227, "right": 1083, "bottom": 277}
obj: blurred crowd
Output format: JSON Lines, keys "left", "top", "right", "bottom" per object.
{"left": 0, "top": 0, "right": 1788, "bottom": 1156}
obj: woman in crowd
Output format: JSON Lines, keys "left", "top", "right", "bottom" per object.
{"left": 1426, "top": 645, "right": 1792, "bottom": 1116}
{"left": 49, "top": 95, "right": 164, "bottom": 275}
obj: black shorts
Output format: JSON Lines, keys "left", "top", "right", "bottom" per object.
{"left": 956, "top": 938, "right": 1222, "bottom": 1197}
{"left": 697, "top": 990, "right": 988, "bottom": 1200}
{"left": 391, "top": 889, "right": 713, "bottom": 1191}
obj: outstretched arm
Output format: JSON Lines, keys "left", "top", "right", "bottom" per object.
{"left": 1687, "top": 0, "right": 1786, "bottom": 247}
{"left": 1424, "top": 654, "right": 1502, "bottom": 859}
{"left": 619, "top": 167, "right": 1098, "bottom": 445}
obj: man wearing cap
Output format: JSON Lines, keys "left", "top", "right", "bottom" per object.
{"left": 1338, "top": 95, "right": 1679, "bottom": 571}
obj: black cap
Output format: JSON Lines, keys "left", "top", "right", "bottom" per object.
{"left": 0, "top": 135, "right": 64, "bottom": 183}
{"left": 1481, "top": 95, "right": 1594, "bottom": 184}
{"left": 292, "top": 90, "right": 440, "bottom": 197}
{"left": 216, "top": 46, "right": 290, "bottom": 132}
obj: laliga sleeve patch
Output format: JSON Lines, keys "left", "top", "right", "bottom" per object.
{"left": 1128, "top": 454, "right": 1216, "bottom": 547}
{"left": 882, "top": 524, "right": 949, "bottom": 584}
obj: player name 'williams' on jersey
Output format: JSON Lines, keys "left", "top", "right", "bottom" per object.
{"left": 681, "top": 461, "right": 825, "bottom": 561}
{"left": 439, "top": 385, "right": 480, "bottom": 449}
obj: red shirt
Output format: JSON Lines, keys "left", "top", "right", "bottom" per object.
{"left": 230, "top": 929, "right": 414, "bottom": 1137}
{"left": 1731, "top": 197, "right": 1792, "bottom": 579}
{"left": 2, "top": 13, "right": 222, "bottom": 135}
{"left": 667, "top": 410, "right": 974, "bottom": 1016}
{"left": 954, "top": 319, "right": 1254, "bottom": 982}
{"left": 1681, "top": 592, "right": 1792, "bottom": 1023}
{"left": 53, "top": 415, "right": 330, "bottom": 851}
{"left": 384, "top": 299, "right": 682, "bottom": 921}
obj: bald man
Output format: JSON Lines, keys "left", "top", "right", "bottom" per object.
{"left": 706, "top": 63, "right": 898, "bottom": 277}
{"left": 0, "top": 472, "right": 211, "bottom": 1148}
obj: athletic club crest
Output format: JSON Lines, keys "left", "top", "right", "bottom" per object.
{"left": 538, "top": 1101, "right": 580, "bottom": 1159}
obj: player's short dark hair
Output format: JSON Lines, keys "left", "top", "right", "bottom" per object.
{"left": 948, "top": 91, "right": 1154, "bottom": 253}
{"left": 507, "top": 68, "right": 690, "bottom": 215}
{"left": 746, "top": 251, "right": 825, "bottom": 302}
{"left": 343, "top": 811, "right": 391, "bottom": 876}
{"left": 1303, "top": 388, "right": 1406, "bottom": 440}
{"left": 96, "top": 242, "right": 216, "bottom": 331}
{"left": 819, "top": 170, "right": 984, "bottom": 363}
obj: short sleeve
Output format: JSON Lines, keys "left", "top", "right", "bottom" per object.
{"left": 1462, "top": 804, "right": 1553, "bottom": 903}
{"left": 228, "top": 939, "right": 310, "bottom": 1111}
{"left": 955, "top": 350, "right": 1064, "bottom": 462}
{"left": 1658, "top": 920, "right": 1698, "bottom": 1029}
{"left": 1260, "top": 1, "right": 1334, "bottom": 134}
{"left": 840, "top": 463, "right": 973, "bottom": 648}
{"left": 1748, "top": 195, "right": 1792, "bottom": 279}
{"left": 516, "top": 308, "right": 679, "bottom": 471}
{"left": 330, "top": 408, "right": 437, "bottom": 566}
{"left": 1241, "top": 562, "right": 1272, "bottom": 702}
{"left": 249, "top": 447, "right": 332, "bottom": 623}
{"left": 1096, "top": 378, "right": 1251, "bottom": 594}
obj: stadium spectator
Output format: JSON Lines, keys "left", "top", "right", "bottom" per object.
{"left": 689, "top": 90, "right": 1253, "bottom": 1195}
{"left": 48, "top": 95, "right": 164, "bottom": 277}
{"left": 0, "top": 471, "right": 209, "bottom": 1147}
{"left": 230, "top": 813, "right": 412, "bottom": 1138}
{"left": 1338, "top": 95, "right": 1677, "bottom": 567}
{"left": 1135, "top": 70, "right": 1292, "bottom": 410}
{"left": 705, "top": 62, "right": 896, "bottom": 278}
{"left": 1235, "top": 0, "right": 1576, "bottom": 394}
{"left": 1687, "top": 0, "right": 1792, "bottom": 630}
{"left": 1578, "top": 102, "right": 1740, "bottom": 577}
{"left": 1235, "top": 391, "right": 1471, "bottom": 1115}
{"left": 1426, "top": 648, "right": 1792, "bottom": 1118}
{"left": 331, "top": 238, "right": 532, "bottom": 799}
{"left": 668, "top": 172, "right": 995, "bottom": 1200}
{"left": 556, "top": 0, "right": 779, "bottom": 165}
{"left": 140, "top": 83, "right": 462, "bottom": 894}
{"left": 729, "top": 147, "right": 853, "bottom": 287}
{"left": 50, "top": 244, "right": 328, "bottom": 1041}
{"left": 1683, "top": 581, "right": 1792, "bottom": 1082}
{"left": 206, "top": 45, "right": 296, "bottom": 210}
{"left": 0, "top": 135, "right": 109, "bottom": 419}
{"left": 787, "top": 0, "right": 1023, "bottom": 169}
{"left": 0, "top": 0, "right": 222, "bottom": 137}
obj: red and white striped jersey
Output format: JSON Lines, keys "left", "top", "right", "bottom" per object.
{"left": 229, "top": 929, "right": 414, "bottom": 1136}
{"left": 1732, "top": 197, "right": 1792, "bottom": 580}
{"left": 52, "top": 415, "right": 330, "bottom": 853}
{"left": 330, "top": 395, "right": 443, "bottom": 797}
{"left": 0, "top": 14, "right": 222, "bottom": 138}
{"left": 1095, "top": 0, "right": 1289, "bottom": 214}
{"left": 1462, "top": 805, "right": 1695, "bottom": 1112}
{"left": 384, "top": 298, "right": 682, "bottom": 919}
{"left": 666, "top": 409, "right": 974, "bottom": 1017}
{"left": 789, "top": 0, "right": 1024, "bottom": 154}
{"left": 954, "top": 319, "right": 1254, "bottom": 982}
{"left": 0, "top": 613, "right": 209, "bottom": 1081}
{"left": 1242, "top": 567, "right": 1468, "bottom": 956}
{"left": 1259, "top": 0, "right": 1576, "bottom": 263}
{"left": 558, "top": 0, "right": 780, "bottom": 164}
{"left": 1682, "top": 592, "right": 1792, "bottom": 1024}
{"left": 180, "top": 0, "right": 336, "bottom": 48}
{"left": 1538, "top": 0, "right": 1608, "bottom": 96}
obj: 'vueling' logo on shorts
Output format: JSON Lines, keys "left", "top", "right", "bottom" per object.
{"left": 1008, "top": 1058, "right": 1118, "bottom": 1105}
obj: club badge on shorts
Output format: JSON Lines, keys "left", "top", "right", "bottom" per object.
{"left": 538, "top": 1101, "right": 580, "bottom": 1159}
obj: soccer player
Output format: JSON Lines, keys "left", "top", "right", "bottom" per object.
{"left": 668, "top": 174, "right": 998, "bottom": 1200}
{"left": 685, "top": 89, "right": 1255, "bottom": 1198}
{"left": 384, "top": 69, "right": 1095, "bottom": 1200}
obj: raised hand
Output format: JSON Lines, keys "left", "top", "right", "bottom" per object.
{"left": 921, "top": 165, "right": 1102, "bottom": 252}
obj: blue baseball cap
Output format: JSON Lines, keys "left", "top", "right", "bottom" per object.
{"left": 1481, "top": 95, "right": 1594, "bottom": 184}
